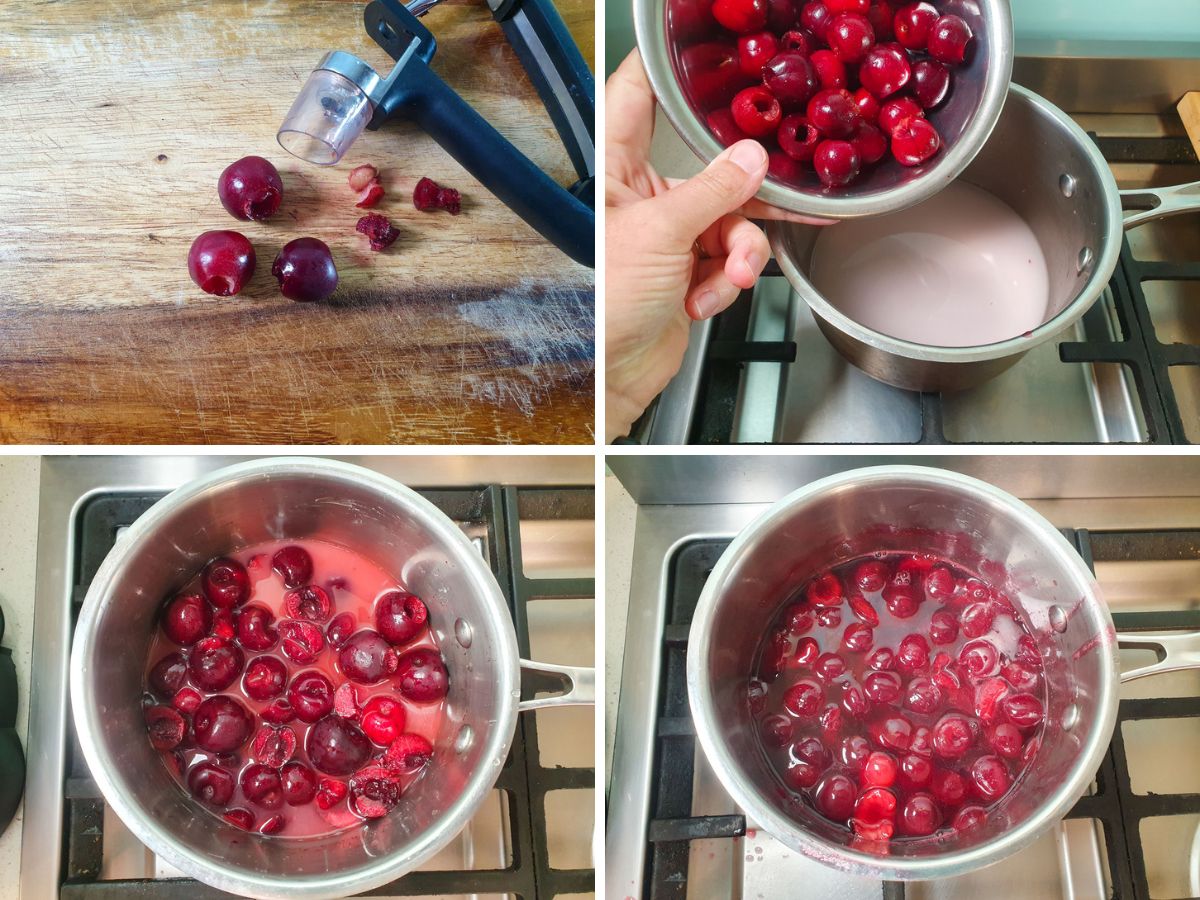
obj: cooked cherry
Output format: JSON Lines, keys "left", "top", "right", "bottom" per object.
{"left": 862, "top": 750, "right": 897, "bottom": 787}
{"left": 892, "top": 1, "right": 937, "bottom": 51}
{"left": 261, "top": 699, "right": 297, "bottom": 724}
{"left": 361, "top": 695, "right": 407, "bottom": 746}
{"left": 333, "top": 682, "right": 362, "bottom": 719}
{"left": 281, "top": 761, "right": 319, "bottom": 806}
{"left": 854, "top": 786, "right": 896, "bottom": 824}
{"left": 236, "top": 604, "right": 279, "bottom": 651}
{"left": 783, "top": 678, "right": 824, "bottom": 717}
{"left": 272, "top": 546, "right": 313, "bottom": 588}
{"left": 284, "top": 585, "right": 332, "bottom": 623}
{"left": 819, "top": 703, "right": 844, "bottom": 741}
{"left": 145, "top": 706, "right": 186, "bottom": 751}
{"left": 784, "top": 759, "right": 821, "bottom": 790}
{"left": 172, "top": 687, "right": 202, "bottom": 714}
{"left": 349, "top": 765, "right": 402, "bottom": 818}
{"left": 969, "top": 754, "right": 1011, "bottom": 802}
{"left": 899, "top": 792, "right": 940, "bottom": 836}
{"left": 251, "top": 724, "right": 297, "bottom": 768}
{"left": 288, "top": 670, "right": 335, "bottom": 723}
{"left": 279, "top": 619, "right": 325, "bottom": 664}
{"left": 816, "top": 606, "right": 842, "bottom": 628}
{"left": 201, "top": 557, "right": 250, "bottom": 609}
{"left": 336, "top": 630, "right": 397, "bottom": 685}
{"left": 762, "top": 51, "right": 818, "bottom": 109}
{"left": 896, "top": 633, "right": 930, "bottom": 673}
{"left": 928, "top": 609, "right": 959, "bottom": 645}
{"left": 187, "top": 231, "right": 255, "bottom": 298}
{"left": 988, "top": 722, "right": 1023, "bottom": 759}
{"left": 891, "top": 117, "right": 941, "bottom": 166}
{"left": 160, "top": 593, "right": 212, "bottom": 646}
{"left": 825, "top": 0, "right": 867, "bottom": 11}
{"left": 713, "top": 0, "right": 768, "bottom": 33}
{"left": 395, "top": 647, "right": 450, "bottom": 702}
{"left": 959, "top": 601, "right": 994, "bottom": 639}
{"left": 223, "top": 808, "right": 255, "bottom": 830}
{"left": 868, "top": 710, "right": 913, "bottom": 752}
{"left": 1002, "top": 692, "right": 1045, "bottom": 729}
{"left": 852, "top": 87, "right": 881, "bottom": 122}
{"left": 825, "top": 13, "right": 874, "bottom": 64}
{"left": 243, "top": 655, "right": 288, "bottom": 701}
{"left": 188, "top": 761, "right": 235, "bottom": 806}
{"left": 189, "top": 638, "right": 245, "bottom": 692}
{"left": 815, "top": 650, "right": 848, "bottom": 681}
{"left": 807, "top": 86, "right": 859, "bottom": 136}
{"left": 272, "top": 238, "right": 338, "bottom": 303}
{"left": 241, "top": 763, "right": 284, "bottom": 809}
{"left": 807, "top": 572, "right": 845, "bottom": 607}
{"left": 730, "top": 85, "right": 783, "bottom": 137}
{"left": 782, "top": 601, "right": 815, "bottom": 635}
{"left": 865, "top": 0, "right": 895, "bottom": 40}
{"left": 762, "top": 713, "right": 794, "bottom": 746}
{"left": 959, "top": 638, "right": 999, "bottom": 678}
{"left": 904, "top": 676, "right": 943, "bottom": 714}
{"left": 932, "top": 713, "right": 973, "bottom": 759}
{"left": 218, "top": 156, "right": 283, "bottom": 222}
{"left": 927, "top": 14, "right": 973, "bottom": 66}
{"left": 149, "top": 652, "right": 188, "bottom": 698}
{"left": 929, "top": 767, "right": 966, "bottom": 805}
{"left": 193, "top": 696, "right": 253, "bottom": 753}
{"left": 863, "top": 670, "right": 902, "bottom": 704}
{"left": 813, "top": 772, "right": 857, "bottom": 821}
{"left": 375, "top": 591, "right": 429, "bottom": 646}
{"left": 867, "top": 647, "right": 895, "bottom": 671}
{"left": 952, "top": 805, "right": 987, "bottom": 831}
{"left": 306, "top": 715, "right": 372, "bottom": 776}
{"left": 738, "top": 31, "right": 779, "bottom": 76}
{"left": 898, "top": 753, "right": 932, "bottom": 790}
{"left": 315, "top": 777, "right": 348, "bottom": 810}
{"left": 326, "top": 612, "right": 358, "bottom": 649}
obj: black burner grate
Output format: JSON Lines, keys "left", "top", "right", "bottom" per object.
{"left": 643, "top": 529, "right": 1200, "bottom": 899}
{"left": 688, "top": 134, "right": 1200, "bottom": 445}
{"left": 59, "top": 485, "right": 595, "bottom": 899}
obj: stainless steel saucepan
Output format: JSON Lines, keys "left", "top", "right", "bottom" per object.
{"left": 687, "top": 465, "right": 1193, "bottom": 879}
{"left": 70, "top": 457, "right": 594, "bottom": 900}
{"left": 768, "top": 86, "right": 1200, "bottom": 392}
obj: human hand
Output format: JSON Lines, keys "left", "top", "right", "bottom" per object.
{"left": 604, "top": 50, "right": 830, "bottom": 442}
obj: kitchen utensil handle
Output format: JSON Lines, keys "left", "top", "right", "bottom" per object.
{"left": 1119, "top": 181, "right": 1200, "bottom": 230}
{"left": 404, "top": 63, "right": 595, "bottom": 267}
{"left": 518, "top": 659, "right": 595, "bottom": 710}
{"left": 1117, "top": 631, "right": 1200, "bottom": 682}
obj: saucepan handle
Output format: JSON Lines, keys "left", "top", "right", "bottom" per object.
{"left": 1120, "top": 182, "right": 1200, "bottom": 230}
{"left": 1116, "top": 631, "right": 1200, "bottom": 682}
{"left": 517, "top": 659, "right": 596, "bottom": 711}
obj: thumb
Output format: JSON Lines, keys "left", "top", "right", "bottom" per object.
{"left": 652, "top": 140, "right": 769, "bottom": 250}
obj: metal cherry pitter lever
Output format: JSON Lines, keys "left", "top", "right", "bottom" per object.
{"left": 277, "top": 0, "right": 595, "bottom": 267}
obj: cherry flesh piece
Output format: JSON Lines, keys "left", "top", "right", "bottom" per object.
{"left": 337, "top": 630, "right": 398, "bottom": 685}
{"left": 813, "top": 772, "right": 856, "bottom": 821}
{"left": 218, "top": 156, "right": 283, "bottom": 222}
{"left": 172, "top": 687, "right": 202, "bottom": 714}
{"left": 762, "top": 52, "right": 818, "bottom": 109}
{"left": 928, "top": 14, "right": 973, "bottom": 66}
{"left": 356, "top": 213, "right": 401, "bottom": 251}
{"left": 892, "top": 1, "right": 938, "bottom": 51}
{"left": 334, "top": 682, "right": 362, "bottom": 718}
{"left": 272, "top": 545, "right": 313, "bottom": 588}
{"left": 712, "top": 0, "right": 768, "bottom": 34}
{"left": 850, "top": 123, "right": 887, "bottom": 165}
{"left": 800, "top": 1, "right": 833, "bottom": 39}
{"left": 160, "top": 593, "right": 212, "bottom": 646}
{"left": 350, "top": 765, "right": 402, "bottom": 818}
{"left": 315, "top": 777, "right": 348, "bottom": 810}
{"left": 825, "top": 13, "right": 874, "bottom": 65}
{"left": 241, "top": 763, "right": 285, "bottom": 810}
{"left": 193, "top": 696, "right": 253, "bottom": 753}
{"left": 737, "top": 31, "right": 779, "bottom": 76}
{"left": 395, "top": 647, "right": 450, "bottom": 702}
{"left": 878, "top": 96, "right": 924, "bottom": 135}
{"left": 326, "top": 612, "right": 358, "bottom": 649}
{"left": 149, "top": 652, "right": 188, "bottom": 698}
{"left": 281, "top": 761, "right": 319, "bottom": 806}
{"left": 251, "top": 724, "right": 297, "bottom": 768}
{"left": 145, "top": 706, "right": 186, "bottom": 751}
{"left": 731, "top": 86, "right": 783, "bottom": 137}
{"left": 891, "top": 117, "right": 941, "bottom": 166}
{"left": 188, "top": 761, "right": 235, "bottom": 806}
{"left": 375, "top": 591, "right": 429, "bottom": 646}
{"left": 900, "top": 792, "right": 940, "bottom": 836}
{"left": 288, "top": 670, "right": 335, "bottom": 723}
{"left": 858, "top": 44, "right": 910, "bottom": 98}
{"left": 236, "top": 604, "right": 279, "bottom": 652}
{"left": 819, "top": 704, "right": 843, "bottom": 742}
{"left": 272, "top": 238, "right": 338, "bottom": 303}
{"left": 202, "top": 557, "right": 250, "bottom": 609}
{"left": 284, "top": 585, "right": 333, "bottom": 623}
{"left": 806, "top": 89, "right": 859, "bottom": 138}
{"left": 189, "top": 638, "right": 245, "bottom": 692}
{"left": 243, "top": 655, "right": 288, "bottom": 701}
{"left": 783, "top": 678, "right": 824, "bottom": 717}
{"left": 279, "top": 619, "right": 326, "bottom": 664}
{"left": 187, "top": 231, "right": 255, "bottom": 297}
{"left": 809, "top": 49, "right": 847, "bottom": 90}
{"left": 361, "top": 696, "right": 408, "bottom": 746}
{"left": 911, "top": 59, "right": 950, "bottom": 109}
{"left": 306, "top": 715, "right": 372, "bottom": 776}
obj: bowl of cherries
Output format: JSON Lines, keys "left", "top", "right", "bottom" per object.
{"left": 636, "top": 0, "right": 1013, "bottom": 217}
{"left": 69, "top": 458, "right": 592, "bottom": 900}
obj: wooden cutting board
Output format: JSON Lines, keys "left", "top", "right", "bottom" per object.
{"left": 0, "top": 0, "right": 595, "bottom": 444}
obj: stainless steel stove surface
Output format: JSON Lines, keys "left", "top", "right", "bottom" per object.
{"left": 632, "top": 62, "right": 1200, "bottom": 444}
{"left": 606, "top": 456, "right": 1200, "bottom": 900}
{"left": 22, "top": 456, "right": 596, "bottom": 900}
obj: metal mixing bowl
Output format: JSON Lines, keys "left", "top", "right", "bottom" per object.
{"left": 635, "top": 0, "right": 1014, "bottom": 218}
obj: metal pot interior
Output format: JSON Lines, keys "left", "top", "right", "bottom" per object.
{"left": 690, "top": 469, "right": 1118, "bottom": 877}
{"left": 72, "top": 460, "right": 517, "bottom": 895}
{"left": 771, "top": 85, "right": 1123, "bottom": 353}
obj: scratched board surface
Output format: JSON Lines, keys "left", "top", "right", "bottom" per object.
{"left": 0, "top": 0, "right": 595, "bottom": 444}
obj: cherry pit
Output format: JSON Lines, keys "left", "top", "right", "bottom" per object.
{"left": 672, "top": 0, "right": 975, "bottom": 187}
{"left": 144, "top": 539, "right": 450, "bottom": 837}
{"left": 750, "top": 550, "right": 1045, "bottom": 849}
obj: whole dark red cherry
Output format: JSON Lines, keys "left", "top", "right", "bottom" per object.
{"left": 201, "top": 557, "right": 250, "bottom": 609}
{"left": 160, "top": 593, "right": 212, "bottom": 646}
{"left": 187, "top": 231, "right": 255, "bottom": 297}
{"left": 305, "top": 715, "right": 372, "bottom": 776}
{"left": 272, "top": 238, "right": 338, "bottom": 303}
{"left": 712, "top": 0, "right": 768, "bottom": 34}
{"left": 800, "top": 1, "right": 833, "bottom": 38}
{"left": 272, "top": 545, "right": 313, "bottom": 588}
{"left": 189, "top": 637, "right": 245, "bottom": 692}
{"left": 761, "top": 52, "right": 818, "bottom": 109}
{"left": 912, "top": 59, "right": 951, "bottom": 109}
{"left": 927, "top": 14, "right": 973, "bottom": 66}
{"left": 288, "top": 670, "right": 335, "bottom": 723}
{"left": 192, "top": 695, "right": 253, "bottom": 753}
{"left": 241, "top": 763, "right": 284, "bottom": 809}
{"left": 825, "top": 13, "right": 874, "bottom": 64}
{"left": 893, "top": 1, "right": 938, "bottom": 51}
{"left": 338, "top": 630, "right": 398, "bottom": 685}
{"left": 217, "top": 156, "right": 283, "bottom": 222}
{"left": 375, "top": 590, "right": 429, "bottom": 646}
{"left": 187, "top": 761, "right": 235, "bottom": 806}
{"left": 281, "top": 761, "right": 318, "bottom": 806}
{"left": 892, "top": 117, "right": 942, "bottom": 166}
{"left": 814, "top": 140, "right": 861, "bottom": 187}
{"left": 858, "top": 43, "right": 911, "bottom": 99}
{"left": 243, "top": 655, "right": 288, "bottom": 701}
{"left": 395, "top": 647, "right": 450, "bottom": 703}
{"left": 737, "top": 31, "right": 779, "bottom": 77}
{"left": 149, "top": 652, "right": 188, "bottom": 697}
{"left": 806, "top": 88, "right": 860, "bottom": 139}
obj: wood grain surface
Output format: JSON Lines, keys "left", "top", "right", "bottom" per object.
{"left": 0, "top": 0, "right": 595, "bottom": 444}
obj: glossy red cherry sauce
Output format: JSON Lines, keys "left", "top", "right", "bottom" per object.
{"left": 143, "top": 539, "right": 447, "bottom": 837}
{"left": 749, "top": 550, "right": 1045, "bottom": 847}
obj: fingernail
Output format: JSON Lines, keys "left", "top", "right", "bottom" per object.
{"left": 742, "top": 250, "right": 766, "bottom": 281}
{"left": 692, "top": 289, "right": 721, "bottom": 319}
{"left": 728, "top": 140, "right": 767, "bottom": 175}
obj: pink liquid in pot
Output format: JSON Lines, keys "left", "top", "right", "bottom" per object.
{"left": 750, "top": 550, "right": 1047, "bottom": 848}
{"left": 809, "top": 181, "right": 1050, "bottom": 347}
{"left": 143, "top": 539, "right": 449, "bottom": 837}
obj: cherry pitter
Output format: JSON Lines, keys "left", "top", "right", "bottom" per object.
{"left": 277, "top": 0, "right": 595, "bottom": 267}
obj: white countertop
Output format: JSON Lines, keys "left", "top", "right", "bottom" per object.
{"left": 0, "top": 457, "right": 40, "bottom": 900}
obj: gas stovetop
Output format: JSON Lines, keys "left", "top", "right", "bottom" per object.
{"left": 631, "top": 64, "right": 1200, "bottom": 444}
{"left": 22, "top": 456, "right": 595, "bottom": 900}
{"left": 606, "top": 456, "right": 1200, "bottom": 900}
